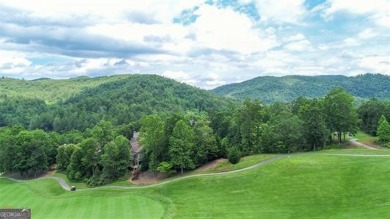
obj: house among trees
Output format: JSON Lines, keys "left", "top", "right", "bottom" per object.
{"left": 130, "top": 131, "right": 143, "bottom": 180}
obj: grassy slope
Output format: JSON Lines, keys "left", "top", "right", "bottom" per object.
{"left": 163, "top": 150, "right": 390, "bottom": 218}
{"left": 1, "top": 149, "right": 390, "bottom": 218}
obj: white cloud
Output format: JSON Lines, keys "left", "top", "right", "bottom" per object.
{"left": 344, "top": 37, "right": 359, "bottom": 46}
{"left": 0, "top": 53, "right": 31, "bottom": 69}
{"left": 371, "top": 13, "right": 390, "bottom": 28}
{"left": 253, "top": 0, "right": 307, "bottom": 24}
{"left": 285, "top": 33, "right": 306, "bottom": 42}
{"left": 343, "top": 28, "right": 379, "bottom": 47}
{"left": 321, "top": 0, "right": 389, "bottom": 27}
{"left": 323, "top": 0, "right": 388, "bottom": 15}
{"left": 190, "top": 5, "right": 276, "bottom": 54}
{"left": 284, "top": 39, "right": 313, "bottom": 52}
{"left": 358, "top": 28, "right": 377, "bottom": 40}
{"left": 1, "top": 0, "right": 203, "bottom": 23}
{"left": 161, "top": 70, "right": 198, "bottom": 86}
{"left": 359, "top": 56, "right": 390, "bottom": 73}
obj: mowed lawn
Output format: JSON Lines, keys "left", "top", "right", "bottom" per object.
{"left": 1, "top": 149, "right": 390, "bottom": 218}
{"left": 0, "top": 179, "right": 166, "bottom": 219}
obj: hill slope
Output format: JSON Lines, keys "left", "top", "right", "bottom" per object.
{"left": 0, "top": 75, "right": 131, "bottom": 104}
{"left": 0, "top": 74, "right": 233, "bottom": 132}
{"left": 213, "top": 74, "right": 390, "bottom": 103}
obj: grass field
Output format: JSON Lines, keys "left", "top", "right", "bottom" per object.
{"left": 1, "top": 149, "right": 390, "bottom": 218}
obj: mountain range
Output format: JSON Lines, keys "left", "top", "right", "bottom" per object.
{"left": 212, "top": 74, "right": 390, "bottom": 103}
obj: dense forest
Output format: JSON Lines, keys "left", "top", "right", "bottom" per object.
{"left": 213, "top": 74, "right": 390, "bottom": 103}
{"left": 0, "top": 75, "right": 130, "bottom": 104}
{"left": 0, "top": 75, "right": 232, "bottom": 133}
{"left": 1, "top": 74, "right": 390, "bottom": 186}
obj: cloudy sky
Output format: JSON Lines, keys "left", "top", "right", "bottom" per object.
{"left": 0, "top": 0, "right": 389, "bottom": 89}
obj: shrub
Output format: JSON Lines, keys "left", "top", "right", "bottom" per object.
{"left": 157, "top": 162, "right": 175, "bottom": 175}
{"left": 227, "top": 147, "right": 241, "bottom": 164}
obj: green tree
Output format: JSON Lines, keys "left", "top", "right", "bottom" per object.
{"left": 193, "top": 120, "right": 218, "bottom": 165}
{"left": 377, "top": 115, "right": 390, "bottom": 142}
{"left": 79, "top": 138, "right": 100, "bottom": 178}
{"left": 0, "top": 128, "right": 16, "bottom": 173}
{"left": 67, "top": 146, "right": 83, "bottom": 180}
{"left": 357, "top": 99, "right": 389, "bottom": 135}
{"left": 323, "top": 88, "right": 358, "bottom": 143}
{"left": 56, "top": 144, "right": 78, "bottom": 171}
{"left": 236, "top": 99, "right": 266, "bottom": 154}
{"left": 101, "top": 136, "right": 131, "bottom": 181}
{"left": 169, "top": 120, "right": 196, "bottom": 174}
{"left": 271, "top": 111, "right": 303, "bottom": 153}
{"left": 89, "top": 120, "right": 116, "bottom": 147}
{"left": 13, "top": 130, "right": 50, "bottom": 177}
{"left": 157, "top": 161, "right": 175, "bottom": 174}
{"left": 227, "top": 147, "right": 241, "bottom": 164}
{"left": 299, "top": 99, "right": 329, "bottom": 151}
{"left": 140, "top": 115, "right": 167, "bottom": 172}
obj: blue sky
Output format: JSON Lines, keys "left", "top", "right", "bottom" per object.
{"left": 0, "top": 0, "right": 389, "bottom": 89}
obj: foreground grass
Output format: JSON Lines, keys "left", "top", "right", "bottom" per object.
{"left": 2, "top": 149, "right": 390, "bottom": 218}
{"left": 0, "top": 178, "right": 166, "bottom": 219}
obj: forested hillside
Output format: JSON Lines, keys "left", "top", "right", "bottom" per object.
{"left": 213, "top": 74, "right": 390, "bottom": 103}
{"left": 0, "top": 74, "right": 233, "bottom": 132}
{"left": 0, "top": 75, "right": 130, "bottom": 104}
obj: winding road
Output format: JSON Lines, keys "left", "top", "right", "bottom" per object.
{"left": 2, "top": 151, "right": 390, "bottom": 192}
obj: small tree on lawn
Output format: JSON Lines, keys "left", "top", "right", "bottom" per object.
{"left": 378, "top": 115, "right": 390, "bottom": 142}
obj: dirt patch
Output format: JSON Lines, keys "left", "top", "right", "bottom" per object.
{"left": 129, "top": 171, "right": 167, "bottom": 185}
{"left": 194, "top": 158, "right": 226, "bottom": 172}
{"left": 129, "top": 158, "right": 228, "bottom": 185}
{"left": 358, "top": 140, "right": 383, "bottom": 149}
{"left": 348, "top": 138, "right": 381, "bottom": 150}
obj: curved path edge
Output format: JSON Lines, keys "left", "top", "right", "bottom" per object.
{"left": 2, "top": 153, "right": 390, "bottom": 192}
{"left": 348, "top": 138, "right": 379, "bottom": 150}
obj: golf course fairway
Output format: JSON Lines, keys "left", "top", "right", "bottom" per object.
{"left": 1, "top": 149, "right": 390, "bottom": 218}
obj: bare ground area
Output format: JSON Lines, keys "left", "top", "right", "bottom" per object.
{"left": 129, "top": 158, "right": 227, "bottom": 185}
{"left": 129, "top": 171, "right": 167, "bottom": 185}
{"left": 348, "top": 138, "right": 382, "bottom": 150}
{"left": 193, "top": 158, "right": 226, "bottom": 173}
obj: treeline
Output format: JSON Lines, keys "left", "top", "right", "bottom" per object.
{"left": 0, "top": 121, "right": 132, "bottom": 186}
{"left": 139, "top": 88, "right": 362, "bottom": 174}
{"left": 357, "top": 98, "right": 390, "bottom": 135}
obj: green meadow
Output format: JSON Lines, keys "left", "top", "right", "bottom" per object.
{"left": 1, "top": 149, "right": 390, "bottom": 218}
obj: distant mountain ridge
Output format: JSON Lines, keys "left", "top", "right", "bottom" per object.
{"left": 212, "top": 74, "right": 390, "bottom": 103}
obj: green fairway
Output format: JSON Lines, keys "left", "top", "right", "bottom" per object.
{"left": 0, "top": 179, "right": 166, "bottom": 219}
{"left": 1, "top": 149, "right": 390, "bottom": 218}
